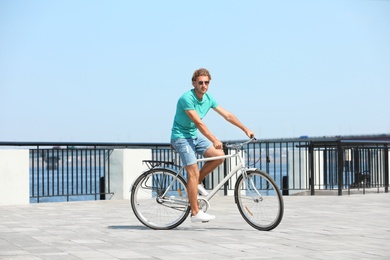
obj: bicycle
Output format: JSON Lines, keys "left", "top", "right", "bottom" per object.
{"left": 130, "top": 137, "right": 284, "bottom": 231}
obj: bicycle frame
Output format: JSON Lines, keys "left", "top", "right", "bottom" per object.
{"left": 161, "top": 146, "right": 256, "bottom": 202}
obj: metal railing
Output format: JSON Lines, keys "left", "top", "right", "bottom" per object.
{"left": 148, "top": 137, "right": 389, "bottom": 196}
{"left": 1, "top": 135, "right": 389, "bottom": 203}
{"left": 30, "top": 147, "right": 112, "bottom": 202}
{"left": 306, "top": 139, "right": 389, "bottom": 195}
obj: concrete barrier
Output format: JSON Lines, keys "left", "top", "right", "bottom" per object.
{"left": 0, "top": 150, "right": 29, "bottom": 206}
{"left": 109, "top": 149, "right": 151, "bottom": 200}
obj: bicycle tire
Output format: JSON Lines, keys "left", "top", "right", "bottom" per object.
{"left": 234, "top": 170, "right": 284, "bottom": 231}
{"left": 130, "top": 168, "right": 190, "bottom": 230}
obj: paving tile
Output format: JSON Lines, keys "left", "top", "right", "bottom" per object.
{"left": 0, "top": 193, "right": 389, "bottom": 259}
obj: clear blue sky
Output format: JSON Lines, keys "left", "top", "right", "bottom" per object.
{"left": 1, "top": 0, "right": 389, "bottom": 142}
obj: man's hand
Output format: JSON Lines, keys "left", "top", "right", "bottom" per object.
{"left": 245, "top": 130, "right": 255, "bottom": 139}
{"left": 213, "top": 140, "right": 223, "bottom": 150}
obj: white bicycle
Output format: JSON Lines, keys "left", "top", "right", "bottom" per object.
{"left": 130, "top": 137, "right": 284, "bottom": 231}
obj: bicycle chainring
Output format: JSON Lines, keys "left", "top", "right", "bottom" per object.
{"left": 197, "top": 197, "right": 210, "bottom": 212}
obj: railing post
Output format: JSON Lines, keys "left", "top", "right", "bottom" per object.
{"left": 384, "top": 144, "right": 389, "bottom": 193}
{"left": 337, "top": 141, "right": 343, "bottom": 196}
{"left": 309, "top": 142, "right": 315, "bottom": 195}
{"left": 223, "top": 144, "right": 229, "bottom": 196}
{"left": 37, "top": 146, "right": 41, "bottom": 203}
{"left": 100, "top": 176, "right": 106, "bottom": 200}
{"left": 265, "top": 142, "right": 270, "bottom": 174}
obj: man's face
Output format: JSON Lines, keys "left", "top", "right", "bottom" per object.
{"left": 193, "top": 75, "right": 210, "bottom": 97}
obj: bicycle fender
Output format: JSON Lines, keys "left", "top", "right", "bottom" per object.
{"left": 246, "top": 167, "right": 258, "bottom": 171}
{"left": 129, "top": 168, "right": 151, "bottom": 193}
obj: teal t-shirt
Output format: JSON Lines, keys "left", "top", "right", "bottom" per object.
{"left": 171, "top": 89, "right": 218, "bottom": 139}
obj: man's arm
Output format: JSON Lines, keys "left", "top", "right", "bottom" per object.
{"left": 213, "top": 106, "right": 255, "bottom": 138}
{"left": 185, "top": 110, "right": 223, "bottom": 149}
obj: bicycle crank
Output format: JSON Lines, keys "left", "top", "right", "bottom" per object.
{"left": 197, "top": 197, "right": 210, "bottom": 212}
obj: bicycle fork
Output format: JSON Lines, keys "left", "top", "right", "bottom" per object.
{"left": 239, "top": 169, "right": 264, "bottom": 202}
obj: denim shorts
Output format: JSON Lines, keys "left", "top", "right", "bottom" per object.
{"left": 170, "top": 136, "right": 213, "bottom": 166}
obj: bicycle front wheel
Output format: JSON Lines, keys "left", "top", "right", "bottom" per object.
{"left": 130, "top": 168, "right": 190, "bottom": 230}
{"left": 234, "top": 170, "right": 284, "bottom": 231}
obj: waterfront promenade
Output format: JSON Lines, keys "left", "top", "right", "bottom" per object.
{"left": 0, "top": 193, "right": 389, "bottom": 259}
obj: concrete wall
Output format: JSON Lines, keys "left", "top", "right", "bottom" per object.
{"left": 109, "top": 149, "right": 151, "bottom": 200}
{"left": 0, "top": 150, "right": 29, "bottom": 206}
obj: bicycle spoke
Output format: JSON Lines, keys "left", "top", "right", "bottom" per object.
{"left": 235, "top": 170, "right": 284, "bottom": 231}
{"left": 130, "top": 169, "right": 190, "bottom": 230}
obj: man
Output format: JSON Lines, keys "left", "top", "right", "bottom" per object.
{"left": 171, "top": 68, "right": 255, "bottom": 223}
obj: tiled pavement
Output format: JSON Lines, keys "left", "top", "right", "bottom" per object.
{"left": 0, "top": 193, "right": 389, "bottom": 259}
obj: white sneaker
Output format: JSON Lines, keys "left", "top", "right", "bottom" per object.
{"left": 197, "top": 184, "right": 209, "bottom": 196}
{"left": 191, "top": 210, "right": 216, "bottom": 223}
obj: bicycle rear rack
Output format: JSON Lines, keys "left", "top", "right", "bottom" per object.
{"left": 142, "top": 160, "right": 177, "bottom": 169}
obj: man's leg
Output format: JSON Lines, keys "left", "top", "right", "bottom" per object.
{"left": 198, "top": 146, "right": 225, "bottom": 184}
{"left": 186, "top": 163, "right": 216, "bottom": 222}
{"left": 171, "top": 138, "right": 215, "bottom": 221}
{"left": 185, "top": 163, "right": 201, "bottom": 216}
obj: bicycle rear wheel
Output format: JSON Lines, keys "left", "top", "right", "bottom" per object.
{"left": 130, "top": 168, "right": 190, "bottom": 230}
{"left": 234, "top": 170, "right": 284, "bottom": 231}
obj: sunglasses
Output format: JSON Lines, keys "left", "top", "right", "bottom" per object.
{"left": 198, "top": 81, "right": 210, "bottom": 85}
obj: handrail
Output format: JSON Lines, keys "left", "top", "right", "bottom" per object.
{"left": 0, "top": 141, "right": 169, "bottom": 148}
{"left": 1, "top": 134, "right": 389, "bottom": 147}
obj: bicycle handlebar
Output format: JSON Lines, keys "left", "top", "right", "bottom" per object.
{"left": 225, "top": 136, "right": 257, "bottom": 149}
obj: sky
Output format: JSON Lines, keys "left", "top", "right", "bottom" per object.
{"left": 1, "top": 0, "right": 389, "bottom": 143}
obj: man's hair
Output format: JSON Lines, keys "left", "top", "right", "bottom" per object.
{"left": 191, "top": 68, "right": 212, "bottom": 82}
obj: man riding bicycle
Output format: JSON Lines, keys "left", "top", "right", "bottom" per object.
{"left": 170, "top": 68, "right": 254, "bottom": 223}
